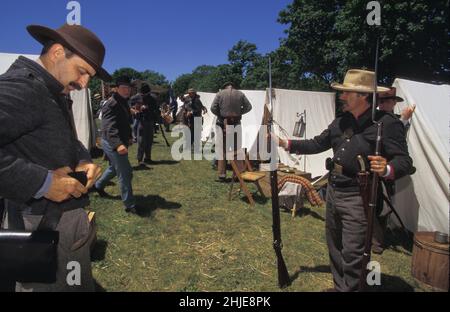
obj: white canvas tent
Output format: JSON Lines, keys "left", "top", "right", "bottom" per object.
{"left": 177, "top": 90, "right": 267, "bottom": 151}
{"left": 175, "top": 92, "right": 218, "bottom": 143}
{"left": 197, "top": 92, "right": 220, "bottom": 143}
{"left": 199, "top": 90, "right": 267, "bottom": 151}
{"left": 0, "top": 52, "right": 38, "bottom": 74}
{"left": 0, "top": 52, "right": 96, "bottom": 151}
{"left": 391, "top": 79, "right": 450, "bottom": 234}
{"left": 70, "top": 88, "right": 97, "bottom": 150}
{"left": 271, "top": 88, "right": 336, "bottom": 178}
{"left": 178, "top": 88, "right": 335, "bottom": 179}
{"left": 239, "top": 90, "right": 267, "bottom": 153}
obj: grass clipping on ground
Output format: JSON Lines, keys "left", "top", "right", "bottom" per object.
{"left": 89, "top": 131, "right": 428, "bottom": 292}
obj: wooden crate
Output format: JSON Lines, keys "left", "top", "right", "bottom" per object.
{"left": 411, "top": 232, "right": 449, "bottom": 291}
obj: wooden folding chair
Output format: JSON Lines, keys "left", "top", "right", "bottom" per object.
{"left": 228, "top": 150, "right": 266, "bottom": 206}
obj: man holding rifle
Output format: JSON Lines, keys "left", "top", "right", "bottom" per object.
{"left": 372, "top": 87, "right": 416, "bottom": 255}
{"left": 278, "top": 69, "right": 413, "bottom": 291}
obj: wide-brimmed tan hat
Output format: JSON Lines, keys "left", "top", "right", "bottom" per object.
{"left": 27, "top": 24, "right": 111, "bottom": 81}
{"left": 331, "top": 69, "right": 389, "bottom": 93}
{"left": 378, "top": 87, "right": 404, "bottom": 102}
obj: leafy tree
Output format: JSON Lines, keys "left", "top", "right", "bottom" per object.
{"left": 112, "top": 67, "right": 143, "bottom": 81}
{"left": 197, "top": 64, "right": 242, "bottom": 92}
{"left": 278, "top": 0, "right": 449, "bottom": 88}
{"left": 337, "top": 0, "right": 449, "bottom": 83}
{"left": 141, "top": 70, "right": 169, "bottom": 86}
{"left": 173, "top": 0, "right": 448, "bottom": 93}
{"left": 173, "top": 64, "right": 241, "bottom": 94}
{"left": 191, "top": 65, "right": 217, "bottom": 78}
{"left": 87, "top": 77, "right": 102, "bottom": 112}
{"left": 88, "top": 67, "right": 169, "bottom": 111}
{"left": 172, "top": 73, "right": 194, "bottom": 97}
{"left": 240, "top": 54, "right": 268, "bottom": 90}
{"left": 88, "top": 77, "right": 102, "bottom": 98}
{"left": 190, "top": 65, "right": 219, "bottom": 91}
{"left": 228, "top": 40, "right": 260, "bottom": 78}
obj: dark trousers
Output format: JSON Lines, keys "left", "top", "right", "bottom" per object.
{"left": 137, "top": 120, "right": 154, "bottom": 162}
{"left": 325, "top": 185, "right": 367, "bottom": 292}
{"left": 188, "top": 115, "right": 203, "bottom": 146}
{"left": 188, "top": 115, "right": 195, "bottom": 145}
{"left": 372, "top": 188, "right": 392, "bottom": 251}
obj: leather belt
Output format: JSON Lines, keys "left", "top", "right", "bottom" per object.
{"left": 332, "top": 163, "right": 343, "bottom": 175}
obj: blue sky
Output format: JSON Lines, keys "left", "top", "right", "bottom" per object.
{"left": 0, "top": 0, "right": 292, "bottom": 81}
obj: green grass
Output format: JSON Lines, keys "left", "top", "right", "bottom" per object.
{"left": 89, "top": 129, "right": 431, "bottom": 292}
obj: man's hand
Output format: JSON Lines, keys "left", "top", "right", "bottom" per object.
{"left": 202, "top": 107, "right": 208, "bottom": 115}
{"left": 279, "top": 137, "right": 289, "bottom": 150}
{"left": 368, "top": 155, "right": 388, "bottom": 176}
{"left": 75, "top": 162, "right": 102, "bottom": 189}
{"left": 117, "top": 144, "right": 128, "bottom": 155}
{"left": 401, "top": 104, "right": 416, "bottom": 121}
{"left": 44, "top": 167, "right": 88, "bottom": 202}
{"left": 130, "top": 107, "right": 139, "bottom": 115}
{"left": 266, "top": 132, "right": 289, "bottom": 150}
{"left": 271, "top": 133, "right": 288, "bottom": 150}
{"left": 53, "top": 166, "right": 72, "bottom": 176}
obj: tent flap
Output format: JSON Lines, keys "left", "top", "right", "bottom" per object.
{"left": 272, "top": 88, "right": 335, "bottom": 178}
{"left": 391, "top": 79, "right": 450, "bottom": 234}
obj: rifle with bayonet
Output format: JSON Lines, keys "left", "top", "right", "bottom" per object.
{"left": 358, "top": 38, "right": 382, "bottom": 291}
{"left": 267, "top": 57, "right": 290, "bottom": 288}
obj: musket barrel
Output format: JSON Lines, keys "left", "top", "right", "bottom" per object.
{"left": 268, "top": 57, "right": 290, "bottom": 288}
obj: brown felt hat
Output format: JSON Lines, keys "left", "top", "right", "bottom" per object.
{"left": 378, "top": 87, "right": 404, "bottom": 102}
{"left": 27, "top": 24, "right": 112, "bottom": 81}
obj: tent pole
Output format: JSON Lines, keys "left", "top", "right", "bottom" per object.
{"left": 304, "top": 109, "right": 307, "bottom": 172}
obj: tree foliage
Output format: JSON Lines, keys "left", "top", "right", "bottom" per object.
{"left": 111, "top": 67, "right": 143, "bottom": 81}
{"left": 228, "top": 40, "right": 259, "bottom": 79}
{"left": 172, "top": 64, "right": 241, "bottom": 96}
{"left": 88, "top": 67, "right": 169, "bottom": 109}
{"left": 172, "top": 73, "right": 194, "bottom": 97}
{"left": 277, "top": 0, "right": 449, "bottom": 88}
{"left": 141, "top": 70, "right": 169, "bottom": 86}
{"left": 170, "top": 0, "right": 448, "bottom": 93}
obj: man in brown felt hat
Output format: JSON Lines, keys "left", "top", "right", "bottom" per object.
{"left": 0, "top": 23, "right": 111, "bottom": 291}
{"left": 378, "top": 87, "right": 416, "bottom": 131}
{"left": 277, "top": 69, "right": 413, "bottom": 291}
